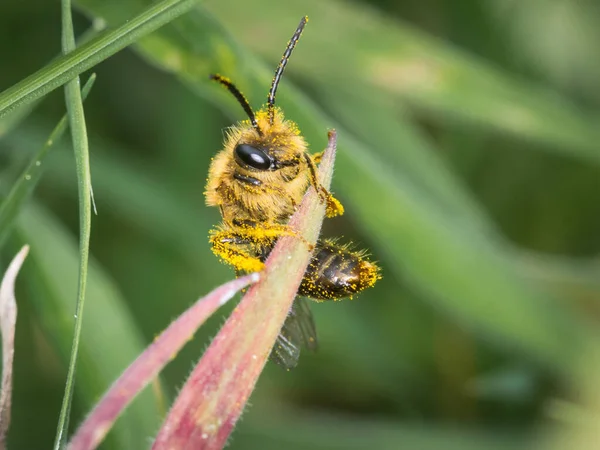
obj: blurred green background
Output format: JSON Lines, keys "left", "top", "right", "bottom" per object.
{"left": 2, "top": 0, "right": 600, "bottom": 448}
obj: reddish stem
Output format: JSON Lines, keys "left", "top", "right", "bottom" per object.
{"left": 152, "top": 131, "right": 337, "bottom": 450}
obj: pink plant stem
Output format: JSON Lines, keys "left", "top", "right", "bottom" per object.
{"left": 152, "top": 131, "right": 337, "bottom": 450}
{"left": 68, "top": 273, "right": 259, "bottom": 450}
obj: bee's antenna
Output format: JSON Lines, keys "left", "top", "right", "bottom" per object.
{"left": 267, "top": 16, "right": 308, "bottom": 124}
{"left": 210, "top": 74, "right": 262, "bottom": 135}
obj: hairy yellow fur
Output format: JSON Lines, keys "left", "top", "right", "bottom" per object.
{"left": 205, "top": 106, "right": 341, "bottom": 271}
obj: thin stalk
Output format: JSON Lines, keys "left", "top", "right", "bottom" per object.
{"left": 53, "top": 0, "right": 93, "bottom": 447}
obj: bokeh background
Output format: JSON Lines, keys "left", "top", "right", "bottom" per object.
{"left": 2, "top": 0, "right": 600, "bottom": 448}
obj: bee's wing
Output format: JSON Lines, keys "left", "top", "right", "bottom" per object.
{"left": 270, "top": 297, "right": 318, "bottom": 370}
{"left": 294, "top": 296, "right": 318, "bottom": 352}
{"left": 270, "top": 320, "right": 301, "bottom": 370}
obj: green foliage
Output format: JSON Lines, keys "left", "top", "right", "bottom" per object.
{"left": 54, "top": 0, "right": 93, "bottom": 445}
{"left": 1, "top": 0, "right": 600, "bottom": 448}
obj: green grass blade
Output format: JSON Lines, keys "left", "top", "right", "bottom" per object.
{"left": 0, "top": 74, "right": 96, "bottom": 249}
{"left": 0, "top": 0, "right": 200, "bottom": 119}
{"left": 54, "top": 0, "right": 92, "bottom": 446}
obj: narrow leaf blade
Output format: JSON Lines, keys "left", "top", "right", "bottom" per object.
{"left": 54, "top": 1, "right": 94, "bottom": 444}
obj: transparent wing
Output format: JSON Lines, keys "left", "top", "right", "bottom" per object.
{"left": 270, "top": 320, "right": 301, "bottom": 370}
{"left": 294, "top": 296, "right": 318, "bottom": 352}
{"left": 270, "top": 297, "right": 318, "bottom": 370}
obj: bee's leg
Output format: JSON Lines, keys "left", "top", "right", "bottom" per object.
{"left": 312, "top": 151, "right": 323, "bottom": 164}
{"left": 235, "top": 222, "right": 315, "bottom": 251}
{"left": 210, "top": 224, "right": 314, "bottom": 273}
{"left": 209, "top": 229, "right": 267, "bottom": 273}
{"left": 303, "top": 153, "right": 344, "bottom": 218}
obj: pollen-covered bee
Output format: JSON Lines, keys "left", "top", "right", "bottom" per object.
{"left": 205, "top": 16, "right": 380, "bottom": 369}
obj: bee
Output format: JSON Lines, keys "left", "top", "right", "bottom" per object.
{"left": 205, "top": 16, "right": 380, "bottom": 369}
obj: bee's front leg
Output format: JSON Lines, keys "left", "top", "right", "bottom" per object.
{"left": 303, "top": 153, "right": 344, "bottom": 218}
{"left": 311, "top": 151, "right": 323, "bottom": 164}
{"left": 237, "top": 222, "right": 314, "bottom": 252}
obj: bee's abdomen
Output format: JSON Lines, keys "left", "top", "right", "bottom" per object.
{"left": 299, "top": 241, "right": 380, "bottom": 301}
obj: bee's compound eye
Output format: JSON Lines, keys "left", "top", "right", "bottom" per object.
{"left": 234, "top": 144, "right": 272, "bottom": 170}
